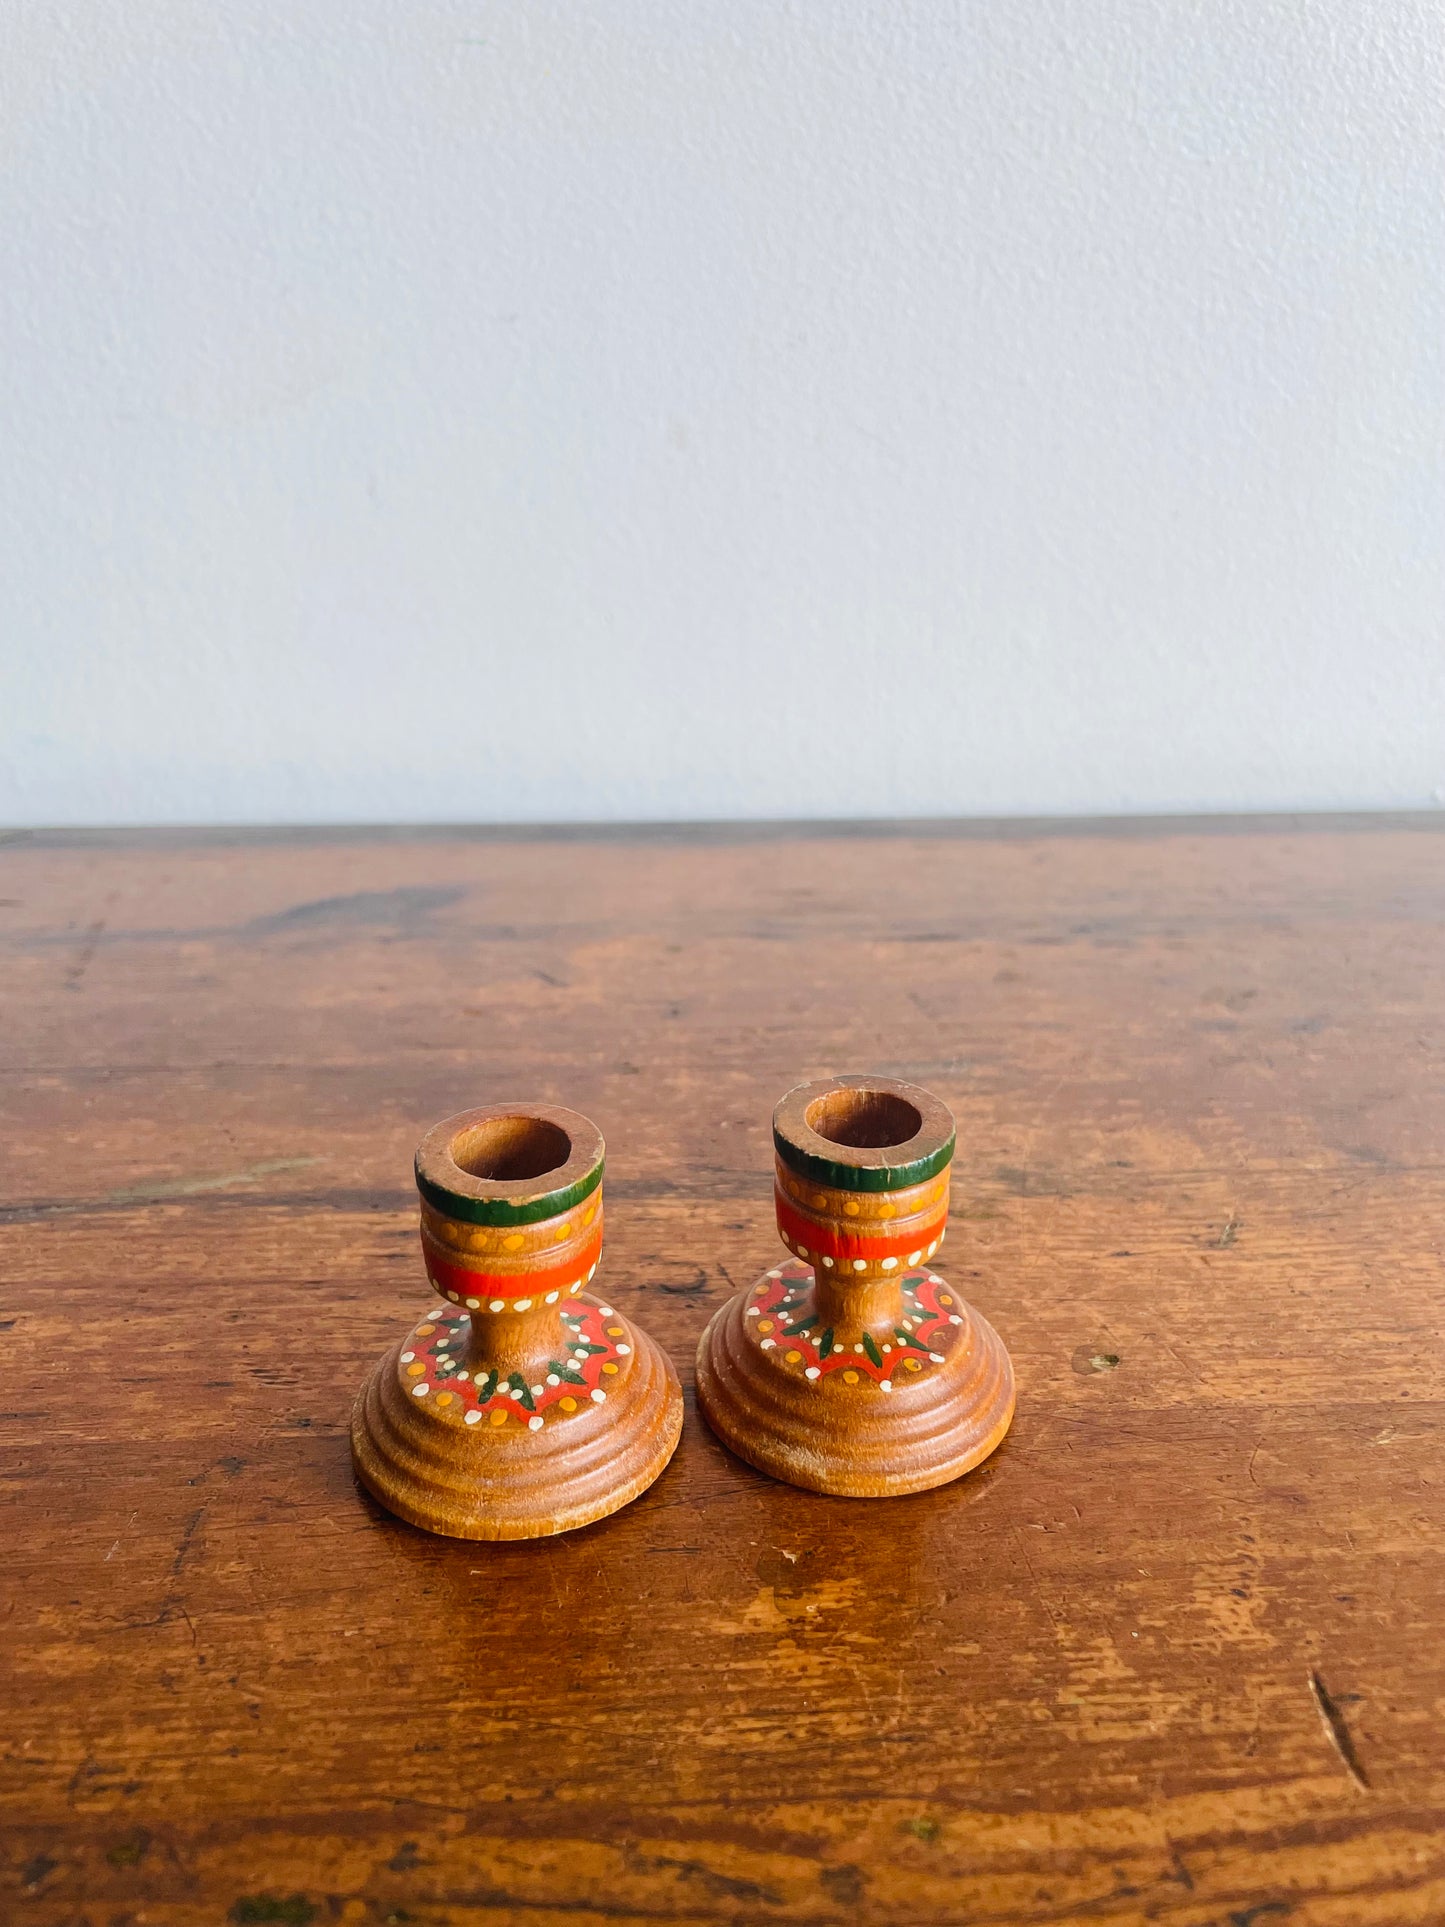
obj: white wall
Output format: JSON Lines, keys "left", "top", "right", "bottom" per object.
{"left": 2, "top": 0, "right": 1442, "bottom": 827}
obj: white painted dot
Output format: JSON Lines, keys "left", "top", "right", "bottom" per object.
{"left": 907, "top": 1251, "right": 922, "bottom": 1265}
{"left": 570, "top": 1281, "right": 582, "bottom": 1293}
{"left": 587, "top": 1264, "right": 597, "bottom": 1281}
{"left": 545, "top": 1291, "right": 559, "bottom": 1304}
{"left": 853, "top": 1343, "right": 865, "bottom": 1354}
{"left": 616, "top": 1343, "right": 631, "bottom": 1356}
{"left": 929, "top": 1352, "right": 945, "bottom": 1363}
{"left": 412, "top": 1383, "right": 429, "bottom": 1397}
{"left": 488, "top": 1299, "right": 504, "bottom": 1313}
{"left": 457, "top": 1371, "right": 470, "bottom": 1382}
{"left": 400, "top": 1351, "right": 415, "bottom": 1364}
{"left": 881, "top": 1257, "right": 897, "bottom": 1271}
{"left": 465, "top": 1297, "right": 480, "bottom": 1309}
{"left": 591, "top": 1388, "right": 606, "bottom": 1403}
{"left": 530, "top": 1384, "right": 544, "bottom": 1397}
{"left": 514, "top": 1298, "right": 533, "bottom": 1312}
{"left": 929, "top": 1274, "right": 943, "bottom": 1286}
{"left": 949, "top": 1314, "right": 963, "bottom": 1326}
{"left": 797, "top": 1246, "right": 809, "bottom": 1259}
{"left": 546, "top": 1373, "right": 560, "bottom": 1386}
{"left": 447, "top": 1290, "right": 460, "bottom": 1302}
{"left": 852, "top": 1259, "right": 867, "bottom": 1272}
{"left": 821, "top": 1255, "right": 834, "bottom": 1268}
{"left": 745, "top": 1306, "right": 760, "bottom": 1317}
{"left": 880, "top": 1379, "right": 893, "bottom": 1392}
{"left": 507, "top": 1385, "right": 522, "bottom": 1400}
{"left": 882, "top": 1343, "right": 892, "bottom": 1353}
{"left": 528, "top": 1415, "right": 544, "bottom": 1431}
{"left": 574, "top": 1348, "right": 588, "bottom": 1361}
{"left": 902, "top": 1318, "right": 915, "bottom": 1330}
{"left": 760, "top": 1338, "right": 776, "bottom": 1350}
{"left": 927, "top": 1241, "right": 938, "bottom": 1256}
{"left": 766, "top": 1269, "right": 782, "bottom": 1280}
{"left": 804, "top": 1366, "right": 820, "bottom": 1380}
{"left": 464, "top": 1409, "right": 481, "bottom": 1425}
{"left": 599, "top": 1305, "right": 614, "bottom": 1316}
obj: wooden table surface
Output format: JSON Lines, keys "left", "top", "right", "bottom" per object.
{"left": 3, "top": 818, "right": 1443, "bottom": 1927}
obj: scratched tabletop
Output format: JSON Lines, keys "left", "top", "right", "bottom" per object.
{"left": 2, "top": 818, "right": 1443, "bottom": 1926}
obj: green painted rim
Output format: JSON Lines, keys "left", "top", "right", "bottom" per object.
{"left": 415, "top": 1155, "right": 603, "bottom": 1227}
{"left": 773, "top": 1126, "right": 955, "bottom": 1194}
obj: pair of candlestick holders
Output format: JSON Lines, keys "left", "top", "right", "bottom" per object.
{"left": 352, "top": 1075, "right": 1015, "bottom": 1539}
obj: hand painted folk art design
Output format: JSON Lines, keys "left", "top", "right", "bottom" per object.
{"left": 352, "top": 1104, "right": 683, "bottom": 1540}
{"left": 696, "top": 1075, "right": 1015, "bottom": 1497}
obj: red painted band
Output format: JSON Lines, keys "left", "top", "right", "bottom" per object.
{"left": 421, "top": 1221, "right": 604, "bottom": 1304}
{"left": 774, "top": 1187, "right": 947, "bottom": 1264}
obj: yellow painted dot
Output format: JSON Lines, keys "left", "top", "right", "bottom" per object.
{"left": 785, "top": 1350, "right": 802, "bottom": 1364}
{"left": 559, "top": 1396, "right": 577, "bottom": 1412}
{"left": 811, "top": 1191, "right": 828, "bottom": 1209}
{"left": 842, "top": 1369, "right": 859, "bottom": 1384}
{"left": 417, "top": 1324, "right": 435, "bottom": 1336}
{"left": 843, "top": 1199, "right": 861, "bottom": 1216}
{"left": 583, "top": 1204, "right": 595, "bottom": 1225}
{"left": 602, "top": 1362, "right": 620, "bottom": 1376}
{"left": 503, "top": 1233, "right": 525, "bottom": 1251}
{"left": 939, "top": 1291, "right": 953, "bottom": 1307}
{"left": 606, "top": 1325, "right": 624, "bottom": 1337}
{"left": 878, "top": 1203, "right": 895, "bottom": 1218}
{"left": 489, "top": 1408, "right": 507, "bottom": 1427}
{"left": 406, "top": 1361, "right": 425, "bottom": 1376}
{"left": 757, "top": 1320, "right": 774, "bottom": 1334}
{"left": 435, "top": 1392, "right": 453, "bottom": 1406}
{"left": 904, "top": 1357, "right": 922, "bottom": 1372}
{"left": 555, "top": 1222, "right": 571, "bottom": 1241}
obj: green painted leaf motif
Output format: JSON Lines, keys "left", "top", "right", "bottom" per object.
{"left": 780, "top": 1319, "right": 816, "bottom": 1339}
{"left": 862, "top": 1332, "right": 883, "bottom": 1368}
{"left": 549, "top": 1361, "right": 588, "bottom": 1386}
{"left": 894, "top": 1327, "right": 926, "bottom": 1350}
{"left": 476, "top": 1370, "right": 499, "bottom": 1401}
{"left": 574, "top": 1340, "right": 609, "bottom": 1356}
{"left": 508, "top": 1372, "right": 536, "bottom": 1413}
{"left": 818, "top": 1328, "right": 835, "bottom": 1359}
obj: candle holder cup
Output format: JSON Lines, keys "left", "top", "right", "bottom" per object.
{"left": 696, "top": 1075, "right": 1014, "bottom": 1496}
{"left": 352, "top": 1104, "right": 682, "bottom": 1539}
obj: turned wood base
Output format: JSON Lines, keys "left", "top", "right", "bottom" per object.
{"left": 696, "top": 1259, "right": 1014, "bottom": 1497}
{"left": 353, "top": 1295, "right": 682, "bottom": 1539}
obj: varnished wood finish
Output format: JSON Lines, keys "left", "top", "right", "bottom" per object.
{"left": 698, "top": 1075, "right": 1015, "bottom": 1494}
{"left": 352, "top": 1310, "right": 681, "bottom": 1538}
{"left": 3, "top": 817, "right": 1445, "bottom": 1924}
{"left": 352, "top": 1102, "right": 682, "bottom": 1540}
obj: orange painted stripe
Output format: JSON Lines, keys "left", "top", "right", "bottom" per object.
{"left": 422, "top": 1221, "right": 604, "bottom": 1304}
{"left": 774, "top": 1188, "right": 946, "bottom": 1264}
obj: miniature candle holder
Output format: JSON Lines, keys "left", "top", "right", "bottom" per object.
{"left": 352, "top": 1104, "right": 682, "bottom": 1539}
{"left": 696, "top": 1075, "right": 1014, "bottom": 1496}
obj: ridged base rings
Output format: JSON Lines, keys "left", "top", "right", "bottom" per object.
{"left": 352, "top": 1299, "right": 683, "bottom": 1539}
{"left": 696, "top": 1263, "right": 1015, "bottom": 1498}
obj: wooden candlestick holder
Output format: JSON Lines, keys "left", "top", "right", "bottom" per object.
{"left": 352, "top": 1104, "right": 682, "bottom": 1539}
{"left": 696, "top": 1075, "right": 1015, "bottom": 1497}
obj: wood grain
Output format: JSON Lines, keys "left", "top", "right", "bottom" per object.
{"left": 2, "top": 817, "right": 1443, "bottom": 1925}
